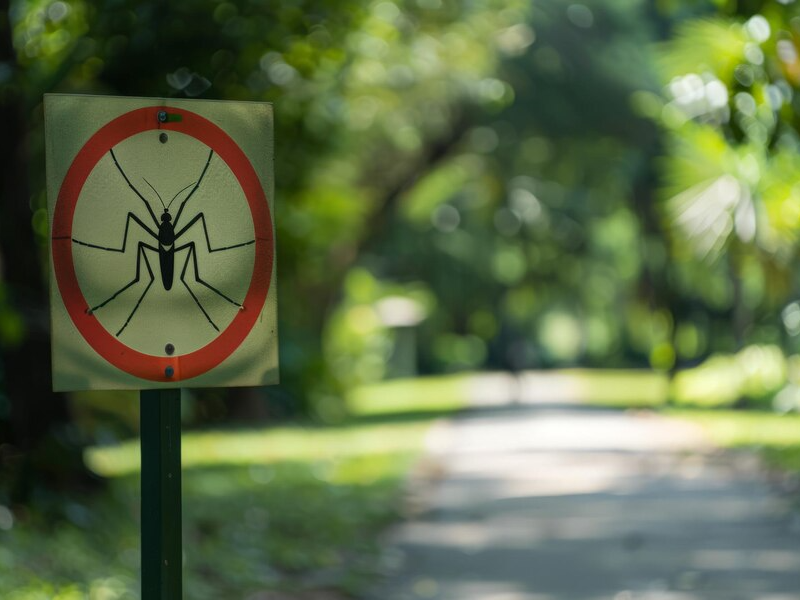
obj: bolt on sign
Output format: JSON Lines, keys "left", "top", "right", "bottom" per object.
{"left": 45, "top": 95, "right": 278, "bottom": 391}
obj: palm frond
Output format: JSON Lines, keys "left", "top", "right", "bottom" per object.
{"left": 657, "top": 18, "right": 748, "bottom": 85}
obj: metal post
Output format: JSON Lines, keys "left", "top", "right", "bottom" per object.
{"left": 141, "top": 388, "right": 182, "bottom": 599}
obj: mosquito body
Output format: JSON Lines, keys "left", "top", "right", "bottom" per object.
{"left": 158, "top": 210, "right": 176, "bottom": 290}
{"left": 140, "top": 177, "right": 194, "bottom": 292}
{"left": 71, "top": 145, "right": 255, "bottom": 337}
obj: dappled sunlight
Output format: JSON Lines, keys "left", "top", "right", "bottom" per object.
{"left": 443, "top": 581, "right": 558, "bottom": 600}
{"left": 466, "top": 372, "right": 520, "bottom": 406}
{"left": 690, "top": 549, "right": 800, "bottom": 573}
{"left": 466, "top": 370, "right": 670, "bottom": 408}
{"left": 5, "top": 393, "right": 447, "bottom": 598}
{"left": 370, "top": 379, "right": 800, "bottom": 599}
{"left": 445, "top": 414, "right": 705, "bottom": 454}
{"left": 668, "top": 174, "right": 754, "bottom": 259}
{"left": 85, "top": 420, "right": 432, "bottom": 477}
{"left": 7, "top": 0, "right": 800, "bottom": 597}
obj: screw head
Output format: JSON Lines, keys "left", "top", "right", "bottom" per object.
{"left": 159, "top": 132, "right": 168, "bottom": 144}
{"left": 157, "top": 110, "right": 168, "bottom": 123}
{"left": 165, "top": 365, "right": 175, "bottom": 378}
{"left": 165, "top": 343, "right": 175, "bottom": 355}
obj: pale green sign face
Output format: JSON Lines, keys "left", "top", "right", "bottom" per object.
{"left": 45, "top": 95, "right": 278, "bottom": 391}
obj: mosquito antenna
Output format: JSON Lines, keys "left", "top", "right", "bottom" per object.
{"left": 142, "top": 178, "right": 166, "bottom": 210}
{"left": 109, "top": 148, "right": 159, "bottom": 227}
{"left": 167, "top": 182, "right": 196, "bottom": 211}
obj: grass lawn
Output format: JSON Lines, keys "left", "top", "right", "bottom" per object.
{"left": 569, "top": 369, "right": 800, "bottom": 476}
{"left": 0, "top": 375, "right": 468, "bottom": 600}
{"left": 9, "top": 369, "right": 799, "bottom": 598}
{"left": 667, "top": 409, "right": 800, "bottom": 474}
{"left": 551, "top": 369, "right": 669, "bottom": 408}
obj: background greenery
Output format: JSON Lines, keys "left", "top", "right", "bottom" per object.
{"left": 5, "top": 0, "right": 800, "bottom": 597}
{"left": 1, "top": 377, "right": 466, "bottom": 599}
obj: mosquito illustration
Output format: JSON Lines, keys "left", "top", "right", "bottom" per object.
{"left": 71, "top": 146, "right": 254, "bottom": 337}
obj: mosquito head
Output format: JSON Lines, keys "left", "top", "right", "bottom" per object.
{"left": 161, "top": 209, "right": 172, "bottom": 223}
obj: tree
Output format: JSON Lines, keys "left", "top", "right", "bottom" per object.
{"left": 657, "top": 5, "right": 800, "bottom": 354}
{"left": 0, "top": 0, "right": 546, "bottom": 496}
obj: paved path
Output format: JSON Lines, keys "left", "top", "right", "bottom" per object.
{"left": 368, "top": 375, "right": 800, "bottom": 600}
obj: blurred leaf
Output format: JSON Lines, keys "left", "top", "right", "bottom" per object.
{"left": 657, "top": 18, "right": 748, "bottom": 84}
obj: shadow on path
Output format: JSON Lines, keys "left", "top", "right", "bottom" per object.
{"left": 367, "top": 373, "right": 800, "bottom": 600}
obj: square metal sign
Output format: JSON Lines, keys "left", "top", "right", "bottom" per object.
{"left": 45, "top": 94, "right": 278, "bottom": 391}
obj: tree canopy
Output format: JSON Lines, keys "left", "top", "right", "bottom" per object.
{"left": 3, "top": 0, "right": 800, "bottom": 495}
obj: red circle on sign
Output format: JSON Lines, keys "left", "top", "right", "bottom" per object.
{"left": 51, "top": 106, "right": 273, "bottom": 382}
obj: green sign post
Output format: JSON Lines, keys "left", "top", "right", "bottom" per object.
{"left": 141, "top": 389, "right": 182, "bottom": 598}
{"left": 45, "top": 95, "right": 278, "bottom": 598}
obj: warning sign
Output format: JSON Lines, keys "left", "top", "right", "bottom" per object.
{"left": 45, "top": 95, "right": 277, "bottom": 391}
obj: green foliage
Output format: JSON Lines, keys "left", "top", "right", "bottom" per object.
{"left": 2, "top": 0, "right": 537, "bottom": 416}
{"left": 1, "top": 376, "right": 470, "bottom": 598}
{"left": 0, "top": 286, "right": 25, "bottom": 349}
{"left": 0, "top": 0, "right": 696, "bottom": 431}
{"left": 5, "top": 0, "right": 799, "bottom": 411}
{"left": 657, "top": 18, "right": 748, "bottom": 83}
{"left": 7, "top": 0, "right": 800, "bottom": 520}
{"left": 323, "top": 269, "right": 435, "bottom": 396}
{"left": 671, "top": 344, "right": 787, "bottom": 408}
{"left": 559, "top": 369, "right": 670, "bottom": 408}
{"left": 347, "top": 374, "right": 467, "bottom": 416}
{"left": 1, "top": 460, "right": 406, "bottom": 598}
{"left": 654, "top": 4, "right": 800, "bottom": 356}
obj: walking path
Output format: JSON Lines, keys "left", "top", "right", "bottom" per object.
{"left": 368, "top": 374, "right": 800, "bottom": 600}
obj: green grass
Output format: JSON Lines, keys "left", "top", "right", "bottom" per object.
{"left": 0, "top": 375, "right": 469, "bottom": 599}
{"left": 558, "top": 369, "right": 669, "bottom": 408}
{"left": 19, "top": 369, "right": 800, "bottom": 598}
{"left": 85, "top": 420, "right": 438, "bottom": 478}
{"left": 667, "top": 408, "right": 800, "bottom": 473}
{"left": 550, "top": 369, "right": 800, "bottom": 476}
{"left": 347, "top": 374, "right": 468, "bottom": 417}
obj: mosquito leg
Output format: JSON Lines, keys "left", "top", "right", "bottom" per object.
{"left": 174, "top": 211, "right": 255, "bottom": 251}
{"left": 87, "top": 242, "right": 157, "bottom": 318}
{"left": 115, "top": 246, "right": 156, "bottom": 337}
{"left": 178, "top": 244, "right": 220, "bottom": 332}
{"left": 70, "top": 212, "right": 158, "bottom": 252}
{"left": 173, "top": 149, "right": 214, "bottom": 227}
{"left": 109, "top": 148, "right": 160, "bottom": 227}
{"left": 177, "top": 241, "right": 244, "bottom": 308}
